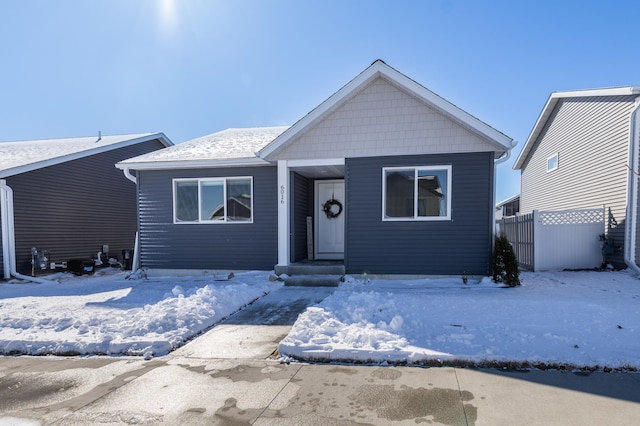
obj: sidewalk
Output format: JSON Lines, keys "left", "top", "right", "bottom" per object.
{"left": 1, "top": 355, "right": 639, "bottom": 425}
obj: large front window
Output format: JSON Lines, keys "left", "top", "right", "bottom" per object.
{"left": 383, "top": 166, "right": 451, "bottom": 220}
{"left": 174, "top": 177, "right": 253, "bottom": 223}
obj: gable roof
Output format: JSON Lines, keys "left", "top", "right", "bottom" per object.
{"left": 117, "top": 126, "right": 289, "bottom": 170}
{"left": 259, "top": 60, "right": 513, "bottom": 159}
{"left": 0, "top": 132, "right": 172, "bottom": 178}
{"left": 514, "top": 86, "right": 640, "bottom": 170}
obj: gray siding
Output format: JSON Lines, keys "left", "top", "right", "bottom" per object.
{"left": 520, "top": 95, "right": 636, "bottom": 266}
{"left": 345, "top": 152, "right": 495, "bottom": 276}
{"left": 291, "top": 172, "right": 311, "bottom": 262}
{"left": 137, "top": 166, "right": 277, "bottom": 270}
{"left": 6, "top": 139, "right": 167, "bottom": 276}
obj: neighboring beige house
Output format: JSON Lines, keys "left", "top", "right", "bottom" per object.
{"left": 513, "top": 86, "right": 640, "bottom": 270}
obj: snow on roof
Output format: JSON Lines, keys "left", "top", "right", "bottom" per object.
{"left": 119, "top": 126, "right": 290, "bottom": 169}
{"left": 0, "top": 133, "right": 170, "bottom": 178}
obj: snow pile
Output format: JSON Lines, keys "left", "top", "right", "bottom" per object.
{"left": 1, "top": 268, "right": 639, "bottom": 369}
{"left": 279, "top": 271, "right": 640, "bottom": 369}
{"left": 0, "top": 269, "right": 280, "bottom": 357}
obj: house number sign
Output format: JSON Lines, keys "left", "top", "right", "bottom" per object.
{"left": 280, "top": 185, "right": 285, "bottom": 204}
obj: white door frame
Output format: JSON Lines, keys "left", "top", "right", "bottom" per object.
{"left": 276, "top": 159, "right": 345, "bottom": 269}
{"left": 314, "top": 179, "right": 345, "bottom": 260}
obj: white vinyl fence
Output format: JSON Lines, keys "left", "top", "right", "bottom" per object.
{"left": 497, "top": 208, "right": 605, "bottom": 271}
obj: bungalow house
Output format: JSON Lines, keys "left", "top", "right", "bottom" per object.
{"left": 513, "top": 86, "right": 640, "bottom": 270}
{"left": 0, "top": 133, "right": 172, "bottom": 280}
{"left": 117, "top": 60, "right": 515, "bottom": 277}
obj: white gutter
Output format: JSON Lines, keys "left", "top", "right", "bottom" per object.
{"left": 120, "top": 166, "right": 137, "bottom": 183}
{"left": 0, "top": 181, "right": 57, "bottom": 284}
{"left": 624, "top": 99, "right": 640, "bottom": 275}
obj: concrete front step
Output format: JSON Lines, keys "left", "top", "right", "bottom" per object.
{"left": 276, "top": 264, "right": 346, "bottom": 276}
{"left": 284, "top": 275, "right": 343, "bottom": 287}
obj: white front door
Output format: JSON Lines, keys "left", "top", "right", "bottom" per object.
{"left": 314, "top": 180, "right": 345, "bottom": 259}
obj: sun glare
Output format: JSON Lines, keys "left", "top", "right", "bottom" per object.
{"left": 159, "top": 0, "right": 178, "bottom": 35}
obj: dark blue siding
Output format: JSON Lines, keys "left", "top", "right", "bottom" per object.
{"left": 138, "top": 166, "right": 277, "bottom": 270}
{"left": 345, "top": 152, "right": 495, "bottom": 276}
{"left": 291, "top": 172, "right": 311, "bottom": 262}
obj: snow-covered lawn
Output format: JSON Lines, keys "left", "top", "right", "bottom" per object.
{"left": 280, "top": 271, "right": 640, "bottom": 370}
{"left": 1, "top": 268, "right": 639, "bottom": 370}
{"left": 0, "top": 269, "right": 280, "bottom": 358}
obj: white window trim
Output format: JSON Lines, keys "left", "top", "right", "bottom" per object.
{"left": 172, "top": 177, "right": 254, "bottom": 224}
{"left": 382, "top": 165, "right": 452, "bottom": 221}
{"left": 547, "top": 153, "right": 559, "bottom": 173}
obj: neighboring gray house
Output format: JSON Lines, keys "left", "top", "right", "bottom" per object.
{"left": 117, "top": 60, "right": 514, "bottom": 277}
{"left": 0, "top": 133, "right": 172, "bottom": 280}
{"left": 513, "top": 86, "right": 640, "bottom": 270}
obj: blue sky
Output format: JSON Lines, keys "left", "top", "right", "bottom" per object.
{"left": 1, "top": 0, "right": 639, "bottom": 201}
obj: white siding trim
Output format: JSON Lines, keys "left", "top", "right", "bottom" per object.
{"left": 277, "top": 160, "right": 290, "bottom": 267}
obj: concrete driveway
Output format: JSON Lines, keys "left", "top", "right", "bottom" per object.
{"left": 172, "top": 285, "right": 337, "bottom": 359}
{"left": 2, "top": 356, "right": 640, "bottom": 425}
{"left": 1, "top": 285, "right": 640, "bottom": 425}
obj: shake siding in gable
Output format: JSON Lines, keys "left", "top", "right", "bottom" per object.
{"left": 520, "top": 95, "right": 635, "bottom": 265}
{"left": 272, "top": 77, "right": 500, "bottom": 160}
{"left": 346, "top": 152, "right": 494, "bottom": 276}
{"left": 6, "top": 139, "right": 167, "bottom": 275}
{"left": 137, "top": 166, "right": 277, "bottom": 271}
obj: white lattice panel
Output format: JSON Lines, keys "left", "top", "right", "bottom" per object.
{"left": 540, "top": 208, "right": 604, "bottom": 226}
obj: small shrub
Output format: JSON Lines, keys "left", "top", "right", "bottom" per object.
{"left": 493, "top": 233, "right": 520, "bottom": 287}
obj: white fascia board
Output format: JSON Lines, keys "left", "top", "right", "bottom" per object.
{"left": 286, "top": 158, "right": 345, "bottom": 168}
{"left": 552, "top": 86, "right": 640, "bottom": 98}
{"left": 513, "top": 95, "right": 558, "bottom": 170}
{"left": 259, "top": 61, "right": 512, "bottom": 159}
{"left": 116, "top": 157, "right": 272, "bottom": 171}
{"left": 259, "top": 65, "right": 382, "bottom": 159}
{"left": 386, "top": 68, "right": 513, "bottom": 150}
{"left": 0, "top": 133, "right": 173, "bottom": 179}
{"left": 514, "top": 86, "right": 640, "bottom": 170}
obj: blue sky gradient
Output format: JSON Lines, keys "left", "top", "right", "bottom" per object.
{"left": 2, "top": 0, "right": 638, "bottom": 201}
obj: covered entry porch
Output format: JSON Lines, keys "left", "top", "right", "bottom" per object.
{"left": 275, "top": 159, "right": 346, "bottom": 277}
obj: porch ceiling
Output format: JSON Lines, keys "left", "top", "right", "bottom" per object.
{"left": 290, "top": 164, "right": 344, "bottom": 179}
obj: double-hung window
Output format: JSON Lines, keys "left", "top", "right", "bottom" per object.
{"left": 383, "top": 166, "right": 451, "bottom": 221}
{"left": 173, "top": 177, "right": 253, "bottom": 223}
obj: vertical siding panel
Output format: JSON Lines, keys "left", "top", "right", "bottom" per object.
{"left": 138, "top": 166, "right": 278, "bottom": 271}
{"left": 346, "top": 152, "right": 494, "bottom": 276}
{"left": 520, "top": 95, "right": 636, "bottom": 266}
{"left": 7, "top": 139, "right": 167, "bottom": 275}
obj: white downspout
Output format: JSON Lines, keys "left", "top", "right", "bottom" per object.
{"left": 0, "top": 181, "right": 57, "bottom": 284}
{"left": 118, "top": 166, "right": 141, "bottom": 271}
{"left": 624, "top": 100, "right": 640, "bottom": 275}
{"left": 1, "top": 181, "right": 11, "bottom": 279}
{"left": 121, "top": 166, "right": 137, "bottom": 184}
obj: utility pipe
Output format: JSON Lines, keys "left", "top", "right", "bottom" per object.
{"left": 0, "top": 181, "right": 57, "bottom": 284}
{"left": 624, "top": 100, "right": 640, "bottom": 275}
